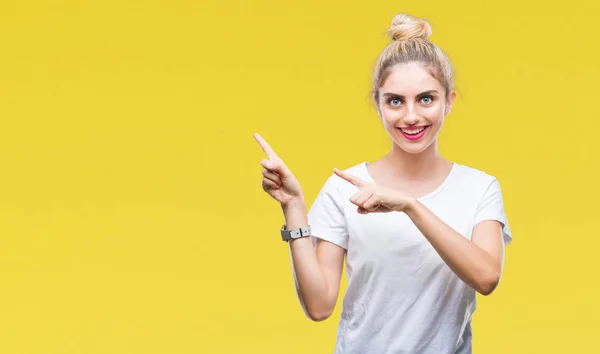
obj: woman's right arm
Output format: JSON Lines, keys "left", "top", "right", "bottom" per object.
{"left": 281, "top": 198, "right": 345, "bottom": 321}
{"left": 254, "top": 133, "right": 345, "bottom": 321}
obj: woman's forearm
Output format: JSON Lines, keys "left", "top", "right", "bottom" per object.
{"left": 281, "top": 198, "right": 336, "bottom": 320}
{"left": 404, "top": 199, "right": 501, "bottom": 295}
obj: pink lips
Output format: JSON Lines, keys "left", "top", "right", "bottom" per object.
{"left": 398, "top": 126, "right": 429, "bottom": 141}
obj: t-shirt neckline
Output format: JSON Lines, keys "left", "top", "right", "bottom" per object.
{"left": 360, "top": 161, "right": 457, "bottom": 201}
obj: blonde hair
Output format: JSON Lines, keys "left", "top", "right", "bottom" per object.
{"left": 372, "top": 14, "right": 454, "bottom": 103}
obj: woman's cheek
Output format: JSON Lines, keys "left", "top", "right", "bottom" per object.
{"left": 381, "top": 108, "right": 402, "bottom": 124}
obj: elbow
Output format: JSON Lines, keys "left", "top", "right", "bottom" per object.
{"left": 307, "top": 311, "right": 332, "bottom": 322}
{"left": 305, "top": 304, "right": 334, "bottom": 322}
{"left": 475, "top": 271, "right": 501, "bottom": 296}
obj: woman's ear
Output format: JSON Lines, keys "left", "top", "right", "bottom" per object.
{"left": 445, "top": 90, "right": 457, "bottom": 116}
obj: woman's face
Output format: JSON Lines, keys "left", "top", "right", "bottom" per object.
{"left": 377, "top": 62, "right": 455, "bottom": 155}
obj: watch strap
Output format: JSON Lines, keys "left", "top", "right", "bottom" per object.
{"left": 281, "top": 225, "right": 311, "bottom": 242}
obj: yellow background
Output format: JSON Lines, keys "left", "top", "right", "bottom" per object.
{"left": 1, "top": 0, "right": 598, "bottom": 353}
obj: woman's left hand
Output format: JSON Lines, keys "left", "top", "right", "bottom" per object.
{"left": 333, "top": 168, "right": 415, "bottom": 214}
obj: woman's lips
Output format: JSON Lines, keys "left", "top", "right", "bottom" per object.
{"left": 398, "top": 125, "right": 429, "bottom": 141}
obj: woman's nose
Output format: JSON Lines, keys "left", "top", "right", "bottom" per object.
{"left": 404, "top": 107, "right": 419, "bottom": 125}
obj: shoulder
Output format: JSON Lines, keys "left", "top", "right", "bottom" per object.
{"left": 449, "top": 163, "right": 503, "bottom": 198}
{"left": 451, "top": 163, "right": 498, "bottom": 186}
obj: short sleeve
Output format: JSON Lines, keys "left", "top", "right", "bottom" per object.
{"left": 474, "top": 179, "right": 513, "bottom": 245}
{"left": 307, "top": 176, "right": 349, "bottom": 250}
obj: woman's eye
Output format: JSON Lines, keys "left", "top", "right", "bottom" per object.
{"left": 389, "top": 98, "right": 401, "bottom": 107}
{"left": 421, "top": 96, "right": 433, "bottom": 104}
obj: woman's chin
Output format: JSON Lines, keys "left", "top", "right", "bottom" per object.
{"left": 392, "top": 138, "right": 436, "bottom": 155}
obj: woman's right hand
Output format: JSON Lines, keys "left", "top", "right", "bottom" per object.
{"left": 254, "top": 133, "right": 304, "bottom": 207}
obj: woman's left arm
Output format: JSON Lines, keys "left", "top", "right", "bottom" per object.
{"left": 333, "top": 168, "right": 508, "bottom": 296}
{"left": 405, "top": 199, "right": 505, "bottom": 295}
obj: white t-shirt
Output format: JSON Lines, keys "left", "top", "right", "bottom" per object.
{"left": 307, "top": 162, "right": 512, "bottom": 354}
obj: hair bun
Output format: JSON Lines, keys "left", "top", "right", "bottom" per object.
{"left": 386, "top": 13, "right": 432, "bottom": 41}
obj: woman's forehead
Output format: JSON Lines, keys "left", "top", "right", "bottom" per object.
{"left": 382, "top": 63, "right": 442, "bottom": 94}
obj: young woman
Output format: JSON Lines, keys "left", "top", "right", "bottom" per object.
{"left": 254, "top": 13, "right": 512, "bottom": 354}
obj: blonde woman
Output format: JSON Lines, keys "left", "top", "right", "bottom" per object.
{"left": 255, "top": 13, "right": 512, "bottom": 354}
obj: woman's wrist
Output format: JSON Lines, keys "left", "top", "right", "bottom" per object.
{"left": 281, "top": 196, "right": 308, "bottom": 227}
{"left": 281, "top": 195, "right": 306, "bottom": 217}
{"left": 282, "top": 195, "right": 306, "bottom": 210}
{"left": 399, "top": 197, "right": 419, "bottom": 214}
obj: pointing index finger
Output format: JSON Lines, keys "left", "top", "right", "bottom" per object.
{"left": 253, "top": 133, "right": 279, "bottom": 160}
{"left": 334, "top": 168, "right": 366, "bottom": 188}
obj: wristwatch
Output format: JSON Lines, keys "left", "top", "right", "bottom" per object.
{"left": 280, "top": 225, "right": 311, "bottom": 242}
